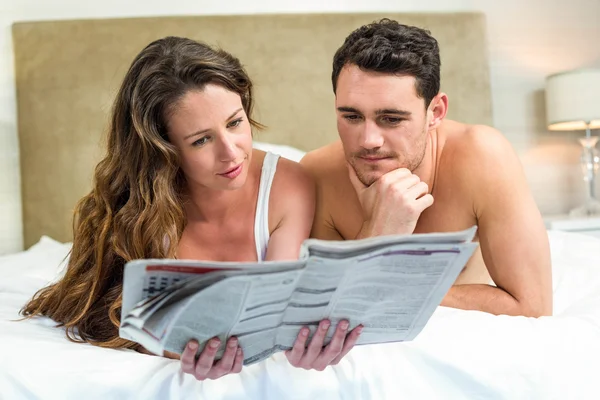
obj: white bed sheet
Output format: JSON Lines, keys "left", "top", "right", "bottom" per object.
{"left": 1, "top": 231, "right": 600, "bottom": 399}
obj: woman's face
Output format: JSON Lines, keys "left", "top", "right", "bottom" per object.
{"left": 166, "top": 84, "right": 253, "bottom": 192}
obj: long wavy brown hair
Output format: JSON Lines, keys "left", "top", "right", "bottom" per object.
{"left": 20, "top": 36, "right": 262, "bottom": 349}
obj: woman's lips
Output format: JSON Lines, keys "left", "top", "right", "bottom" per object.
{"left": 218, "top": 164, "right": 243, "bottom": 179}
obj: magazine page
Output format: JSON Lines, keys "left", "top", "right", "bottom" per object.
{"left": 159, "top": 269, "right": 304, "bottom": 365}
{"left": 300, "top": 226, "right": 477, "bottom": 259}
{"left": 274, "top": 241, "right": 478, "bottom": 350}
{"left": 120, "top": 259, "right": 303, "bottom": 329}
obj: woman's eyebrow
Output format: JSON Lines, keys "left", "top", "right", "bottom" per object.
{"left": 184, "top": 108, "right": 244, "bottom": 140}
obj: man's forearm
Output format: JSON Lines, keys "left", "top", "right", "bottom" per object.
{"left": 354, "top": 221, "right": 413, "bottom": 240}
{"left": 441, "top": 284, "right": 545, "bottom": 317}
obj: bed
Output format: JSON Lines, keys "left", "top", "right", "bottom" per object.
{"left": 2, "top": 200, "right": 600, "bottom": 399}
{"left": 3, "top": 12, "right": 599, "bottom": 400}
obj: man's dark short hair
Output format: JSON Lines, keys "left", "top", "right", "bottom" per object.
{"left": 332, "top": 18, "right": 441, "bottom": 107}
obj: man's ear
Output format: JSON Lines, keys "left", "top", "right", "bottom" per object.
{"left": 427, "top": 93, "right": 448, "bottom": 130}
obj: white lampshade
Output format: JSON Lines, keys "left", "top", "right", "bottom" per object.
{"left": 545, "top": 68, "right": 600, "bottom": 131}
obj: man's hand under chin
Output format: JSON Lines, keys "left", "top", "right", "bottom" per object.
{"left": 347, "top": 164, "right": 434, "bottom": 239}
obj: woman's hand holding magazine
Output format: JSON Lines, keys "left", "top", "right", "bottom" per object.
{"left": 165, "top": 319, "right": 362, "bottom": 379}
{"left": 174, "top": 337, "right": 243, "bottom": 381}
{"left": 286, "top": 319, "right": 363, "bottom": 371}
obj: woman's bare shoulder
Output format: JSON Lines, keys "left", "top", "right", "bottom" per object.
{"left": 267, "top": 155, "right": 315, "bottom": 229}
{"left": 271, "top": 156, "right": 315, "bottom": 200}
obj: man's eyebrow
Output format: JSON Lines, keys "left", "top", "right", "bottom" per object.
{"left": 183, "top": 108, "right": 243, "bottom": 140}
{"left": 337, "top": 106, "right": 361, "bottom": 113}
{"left": 375, "top": 108, "right": 411, "bottom": 117}
{"left": 336, "top": 106, "right": 411, "bottom": 117}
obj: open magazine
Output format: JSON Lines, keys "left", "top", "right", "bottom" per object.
{"left": 120, "top": 227, "right": 478, "bottom": 365}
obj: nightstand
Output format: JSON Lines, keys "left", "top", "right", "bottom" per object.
{"left": 544, "top": 215, "right": 600, "bottom": 239}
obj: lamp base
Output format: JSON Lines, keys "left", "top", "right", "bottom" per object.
{"left": 569, "top": 198, "right": 600, "bottom": 218}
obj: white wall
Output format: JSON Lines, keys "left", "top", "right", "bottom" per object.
{"left": 1, "top": 0, "right": 599, "bottom": 254}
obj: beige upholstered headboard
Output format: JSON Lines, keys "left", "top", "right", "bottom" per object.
{"left": 13, "top": 13, "right": 492, "bottom": 247}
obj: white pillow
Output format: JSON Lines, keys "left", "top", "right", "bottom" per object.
{"left": 252, "top": 141, "right": 306, "bottom": 162}
{"left": 0, "top": 236, "right": 71, "bottom": 280}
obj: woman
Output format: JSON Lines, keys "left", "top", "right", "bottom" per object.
{"left": 21, "top": 36, "right": 361, "bottom": 381}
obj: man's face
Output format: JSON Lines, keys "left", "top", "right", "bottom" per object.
{"left": 335, "top": 65, "right": 431, "bottom": 186}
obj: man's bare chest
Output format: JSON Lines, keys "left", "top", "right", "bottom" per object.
{"left": 330, "top": 186, "right": 476, "bottom": 239}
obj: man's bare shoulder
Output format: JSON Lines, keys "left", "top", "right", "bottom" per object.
{"left": 442, "top": 120, "right": 518, "bottom": 175}
{"left": 440, "top": 120, "right": 526, "bottom": 214}
{"left": 300, "top": 141, "right": 348, "bottom": 184}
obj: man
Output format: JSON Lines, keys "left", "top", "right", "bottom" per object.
{"left": 300, "top": 19, "right": 552, "bottom": 317}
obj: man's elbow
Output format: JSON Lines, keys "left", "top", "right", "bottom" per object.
{"left": 517, "top": 294, "right": 553, "bottom": 318}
